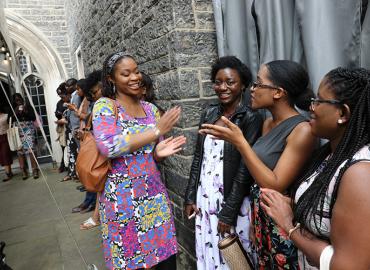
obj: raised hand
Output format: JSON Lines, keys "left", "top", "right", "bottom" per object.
{"left": 157, "top": 106, "right": 181, "bottom": 135}
{"left": 155, "top": 136, "right": 187, "bottom": 159}
{"left": 199, "top": 116, "right": 245, "bottom": 146}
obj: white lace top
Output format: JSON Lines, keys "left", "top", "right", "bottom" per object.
{"left": 294, "top": 145, "right": 370, "bottom": 269}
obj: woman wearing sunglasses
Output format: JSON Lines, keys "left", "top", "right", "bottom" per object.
{"left": 260, "top": 67, "right": 370, "bottom": 269}
{"left": 200, "top": 60, "right": 317, "bottom": 269}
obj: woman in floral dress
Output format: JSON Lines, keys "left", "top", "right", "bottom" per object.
{"left": 185, "top": 56, "right": 262, "bottom": 269}
{"left": 11, "top": 93, "right": 38, "bottom": 179}
{"left": 93, "top": 52, "right": 186, "bottom": 270}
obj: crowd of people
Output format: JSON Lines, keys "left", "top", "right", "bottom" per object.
{"left": 1, "top": 51, "right": 370, "bottom": 270}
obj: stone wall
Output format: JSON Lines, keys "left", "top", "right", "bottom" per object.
{"left": 5, "top": 0, "right": 73, "bottom": 76}
{"left": 64, "top": 0, "right": 218, "bottom": 268}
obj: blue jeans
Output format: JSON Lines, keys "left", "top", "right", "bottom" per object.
{"left": 83, "top": 191, "right": 96, "bottom": 207}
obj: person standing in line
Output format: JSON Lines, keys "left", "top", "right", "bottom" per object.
{"left": 11, "top": 93, "right": 39, "bottom": 180}
{"left": 200, "top": 60, "right": 317, "bottom": 269}
{"left": 260, "top": 67, "right": 370, "bottom": 270}
{"left": 184, "top": 56, "right": 262, "bottom": 270}
{"left": 79, "top": 70, "right": 105, "bottom": 229}
{"left": 62, "top": 78, "right": 83, "bottom": 182}
{"left": 93, "top": 52, "right": 186, "bottom": 270}
{"left": 0, "top": 106, "right": 13, "bottom": 182}
{"left": 55, "top": 82, "right": 67, "bottom": 173}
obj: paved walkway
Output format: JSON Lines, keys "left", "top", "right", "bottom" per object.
{"left": 0, "top": 165, "right": 106, "bottom": 270}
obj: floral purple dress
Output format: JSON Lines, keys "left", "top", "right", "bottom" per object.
{"left": 92, "top": 98, "right": 177, "bottom": 270}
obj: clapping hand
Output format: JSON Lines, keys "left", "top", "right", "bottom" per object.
{"left": 157, "top": 106, "right": 181, "bottom": 136}
{"left": 155, "top": 136, "right": 187, "bottom": 159}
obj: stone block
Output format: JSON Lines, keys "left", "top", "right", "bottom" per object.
{"left": 163, "top": 154, "right": 193, "bottom": 179}
{"left": 173, "top": 0, "right": 196, "bottom": 29}
{"left": 169, "top": 30, "right": 217, "bottom": 68}
{"left": 164, "top": 168, "right": 188, "bottom": 198}
{"left": 154, "top": 69, "right": 199, "bottom": 100}
{"left": 174, "top": 99, "right": 212, "bottom": 128}
{"left": 138, "top": 55, "right": 171, "bottom": 74}
{"left": 194, "top": 0, "right": 214, "bottom": 11}
{"left": 141, "top": 0, "right": 160, "bottom": 10}
{"left": 31, "top": 9, "right": 51, "bottom": 15}
{"left": 196, "top": 11, "right": 215, "bottom": 30}
{"left": 178, "top": 69, "right": 201, "bottom": 98}
{"left": 202, "top": 80, "right": 215, "bottom": 97}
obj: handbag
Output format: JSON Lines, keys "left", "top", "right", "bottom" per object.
{"left": 218, "top": 233, "right": 254, "bottom": 270}
{"left": 6, "top": 117, "right": 22, "bottom": 151}
{"left": 76, "top": 100, "right": 117, "bottom": 192}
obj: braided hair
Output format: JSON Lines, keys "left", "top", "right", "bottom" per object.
{"left": 101, "top": 52, "right": 134, "bottom": 98}
{"left": 292, "top": 67, "right": 370, "bottom": 240}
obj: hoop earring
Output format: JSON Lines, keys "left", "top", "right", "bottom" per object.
{"left": 113, "top": 84, "right": 116, "bottom": 94}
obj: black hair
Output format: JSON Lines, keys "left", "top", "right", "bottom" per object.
{"left": 75, "top": 79, "right": 87, "bottom": 97}
{"left": 84, "top": 70, "right": 102, "bottom": 101}
{"left": 56, "top": 82, "right": 67, "bottom": 96}
{"left": 12, "top": 93, "right": 24, "bottom": 108}
{"left": 210, "top": 56, "right": 252, "bottom": 88}
{"left": 65, "top": 78, "right": 77, "bottom": 87}
{"left": 101, "top": 52, "right": 134, "bottom": 98}
{"left": 292, "top": 67, "right": 370, "bottom": 240}
{"left": 141, "top": 72, "right": 154, "bottom": 102}
{"left": 265, "top": 60, "right": 314, "bottom": 111}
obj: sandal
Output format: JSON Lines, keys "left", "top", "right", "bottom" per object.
{"left": 61, "top": 175, "right": 72, "bottom": 182}
{"left": 2, "top": 172, "right": 13, "bottom": 182}
{"left": 80, "top": 217, "right": 100, "bottom": 230}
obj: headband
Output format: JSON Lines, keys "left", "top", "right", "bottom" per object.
{"left": 107, "top": 52, "right": 128, "bottom": 74}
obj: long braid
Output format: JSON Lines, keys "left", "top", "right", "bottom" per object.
{"left": 292, "top": 67, "right": 370, "bottom": 240}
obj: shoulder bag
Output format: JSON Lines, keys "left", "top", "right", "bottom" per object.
{"left": 76, "top": 100, "right": 118, "bottom": 192}
{"left": 6, "top": 117, "right": 22, "bottom": 151}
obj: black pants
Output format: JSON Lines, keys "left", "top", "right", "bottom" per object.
{"left": 59, "top": 146, "right": 66, "bottom": 169}
{"left": 137, "top": 254, "right": 176, "bottom": 270}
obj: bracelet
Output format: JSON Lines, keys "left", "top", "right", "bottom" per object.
{"left": 288, "top": 223, "right": 301, "bottom": 240}
{"left": 152, "top": 126, "right": 161, "bottom": 138}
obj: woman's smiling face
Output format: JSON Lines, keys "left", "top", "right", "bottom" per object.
{"left": 213, "top": 68, "right": 244, "bottom": 107}
{"left": 110, "top": 57, "right": 142, "bottom": 97}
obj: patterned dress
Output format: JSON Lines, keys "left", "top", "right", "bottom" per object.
{"left": 15, "top": 121, "right": 36, "bottom": 155}
{"left": 93, "top": 98, "right": 177, "bottom": 270}
{"left": 196, "top": 135, "right": 251, "bottom": 270}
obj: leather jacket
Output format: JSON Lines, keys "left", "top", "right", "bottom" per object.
{"left": 185, "top": 92, "right": 263, "bottom": 225}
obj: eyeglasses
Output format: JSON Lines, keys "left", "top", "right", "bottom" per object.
{"left": 251, "top": 82, "right": 280, "bottom": 90}
{"left": 310, "top": 98, "right": 344, "bottom": 110}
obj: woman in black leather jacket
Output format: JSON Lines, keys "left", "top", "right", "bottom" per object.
{"left": 184, "top": 56, "right": 262, "bottom": 269}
